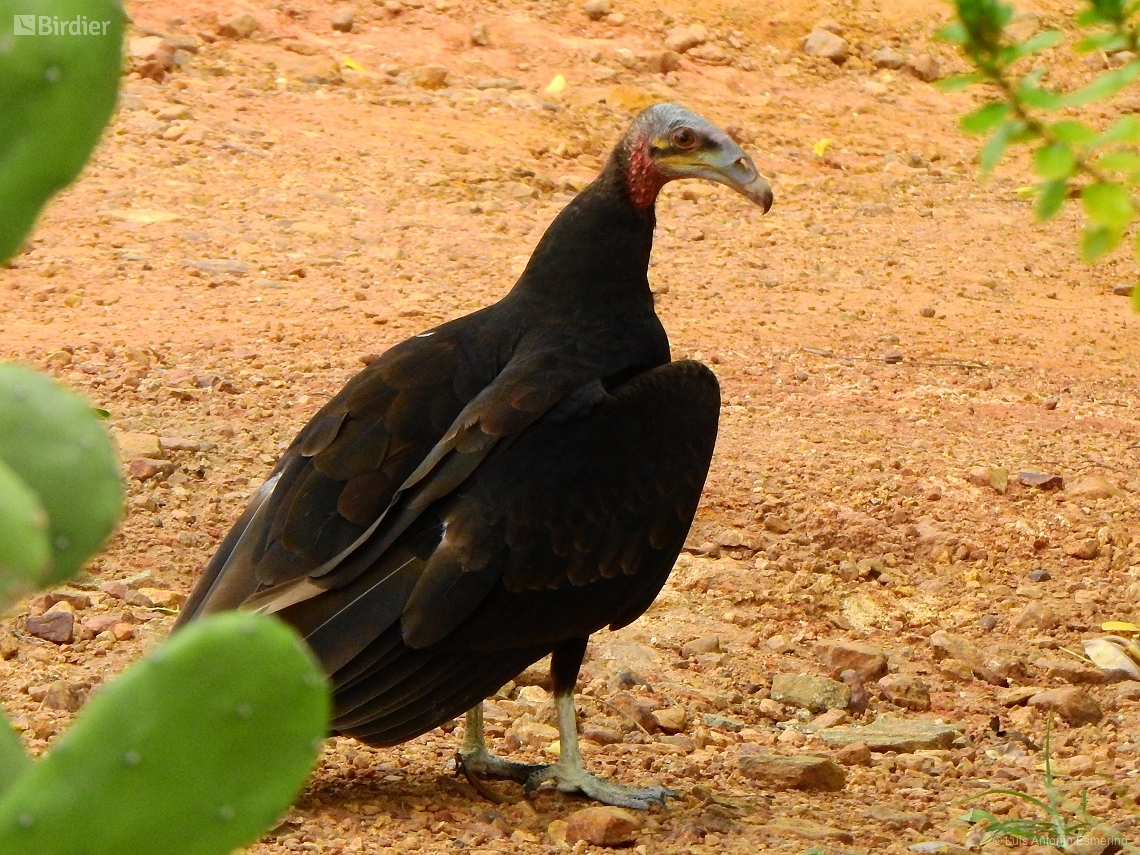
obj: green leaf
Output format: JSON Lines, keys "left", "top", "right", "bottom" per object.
{"left": 0, "top": 458, "right": 51, "bottom": 608}
{"left": 1074, "top": 32, "right": 1130, "bottom": 53}
{"left": 979, "top": 121, "right": 1014, "bottom": 174}
{"left": 1095, "top": 150, "right": 1140, "bottom": 171}
{"left": 1132, "top": 277, "right": 1140, "bottom": 312}
{"left": 1081, "top": 224, "right": 1123, "bottom": 262}
{"left": 1059, "top": 62, "right": 1140, "bottom": 107}
{"left": 961, "top": 102, "right": 1012, "bottom": 134}
{"left": 936, "top": 72, "right": 987, "bottom": 92}
{"left": 1033, "top": 142, "right": 1076, "bottom": 179}
{"left": 1035, "top": 179, "right": 1069, "bottom": 220}
{"left": 1093, "top": 114, "right": 1140, "bottom": 146}
{"left": 1082, "top": 181, "right": 1136, "bottom": 228}
{"left": 1001, "top": 29, "right": 1064, "bottom": 63}
{"left": 960, "top": 808, "right": 998, "bottom": 824}
{"left": 1050, "top": 119, "right": 1097, "bottom": 144}
{"left": 936, "top": 21, "right": 970, "bottom": 44}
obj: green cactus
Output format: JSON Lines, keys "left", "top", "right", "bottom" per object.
{"left": 0, "top": 457, "right": 51, "bottom": 603}
{"left": 0, "top": 0, "right": 125, "bottom": 262}
{"left": 0, "top": 363, "right": 122, "bottom": 601}
{"left": 0, "top": 612, "right": 330, "bottom": 855}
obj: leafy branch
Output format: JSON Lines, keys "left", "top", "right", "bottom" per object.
{"left": 938, "top": 0, "right": 1140, "bottom": 302}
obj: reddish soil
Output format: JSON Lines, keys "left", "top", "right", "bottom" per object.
{"left": 2, "top": 0, "right": 1139, "bottom": 852}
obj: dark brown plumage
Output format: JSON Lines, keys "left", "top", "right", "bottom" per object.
{"left": 176, "top": 103, "right": 771, "bottom": 807}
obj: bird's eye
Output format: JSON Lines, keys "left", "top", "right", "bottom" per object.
{"left": 672, "top": 128, "right": 699, "bottom": 150}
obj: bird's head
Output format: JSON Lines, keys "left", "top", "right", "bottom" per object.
{"left": 618, "top": 103, "right": 773, "bottom": 213}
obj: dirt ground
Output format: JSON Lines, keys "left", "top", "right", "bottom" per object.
{"left": 3, "top": 0, "right": 1140, "bottom": 851}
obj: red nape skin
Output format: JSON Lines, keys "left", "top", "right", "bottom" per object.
{"left": 626, "top": 139, "right": 667, "bottom": 210}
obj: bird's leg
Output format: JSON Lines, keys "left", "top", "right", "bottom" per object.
{"left": 522, "top": 638, "right": 679, "bottom": 810}
{"left": 455, "top": 703, "right": 544, "bottom": 784}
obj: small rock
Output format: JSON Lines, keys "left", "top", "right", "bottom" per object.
{"left": 999, "top": 686, "right": 1041, "bottom": 706}
{"left": 1027, "top": 687, "right": 1103, "bottom": 725}
{"left": 1066, "top": 475, "right": 1124, "bottom": 500}
{"left": 470, "top": 22, "right": 490, "bottom": 46}
{"left": 818, "top": 716, "right": 961, "bottom": 752}
{"left": 1065, "top": 538, "right": 1100, "bottom": 560}
{"left": 652, "top": 706, "right": 686, "bottom": 734}
{"left": 771, "top": 674, "right": 850, "bottom": 713}
{"left": 978, "top": 614, "right": 999, "bottom": 631}
{"left": 1067, "top": 832, "right": 1119, "bottom": 855}
{"left": 128, "top": 36, "right": 177, "bottom": 78}
{"left": 967, "top": 466, "right": 1009, "bottom": 493}
{"left": 42, "top": 680, "right": 83, "bottom": 712}
{"left": 689, "top": 42, "right": 727, "bottom": 64}
{"left": 331, "top": 7, "right": 354, "bottom": 31}
{"left": 808, "top": 709, "right": 847, "bottom": 730}
{"left": 877, "top": 674, "right": 931, "bottom": 711}
{"left": 581, "top": 0, "right": 610, "bottom": 20}
{"left": 1112, "top": 283, "right": 1134, "bottom": 297}
{"left": 1013, "top": 602, "right": 1058, "bottom": 631}
{"left": 101, "top": 580, "right": 129, "bottom": 599}
{"left": 581, "top": 726, "right": 623, "bottom": 745}
{"left": 839, "top": 669, "right": 870, "bottom": 715}
{"left": 813, "top": 17, "right": 844, "bottom": 34}
{"left": 1018, "top": 470, "right": 1064, "bottom": 490}
{"left": 1028, "top": 569, "right": 1051, "bottom": 582}
{"left": 664, "top": 24, "right": 707, "bottom": 54}
{"left": 608, "top": 692, "right": 658, "bottom": 733}
{"left": 803, "top": 29, "right": 850, "bottom": 64}
{"left": 738, "top": 751, "right": 846, "bottom": 791}
{"left": 112, "top": 623, "right": 135, "bottom": 641}
{"left": 25, "top": 611, "right": 74, "bottom": 644}
{"left": 290, "top": 57, "right": 342, "bottom": 85}
{"left": 817, "top": 640, "right": 888, "bottom": 681}
{"left": 565, "top": 806, "right": 642, "bottom": 846}
{"left": 758, "top": 698, "right": 790, "bottom": 721}
{"left": 920, "top": 306, "right": 936, "bottom": 318}
{"left": 871, "top": 46, "right": 906, "bottom": 69}
{"left": 905, "top": 54, "right": 941, "bottom": 82}
{"left": 83, "top": 613, "right": 126, "bottom": 634}
{"left": 834, "top": 740, "right": 871, "bottom": 766}
{"left": 413, "top": 66, "right": 449, "bottom": 89}
{"left": 1035, "top": 656, "right": 1106, "bottom": 685}
{"left": 218, "top": 13, "right": 258, "bottom": 39}
{"left": 868, "top": 805, "right": 932, "bottom": 831}
{"left": 138, "top": 588, "right": 187, "bottom": 609}
{"left": 701, "top": 713, "right": 745, "bottom": 732}
{"left": 129, "top": 458, "right": 165, "bottom": 481}
{"left": 115, "top": 431, "right": 163, "bottom": 461}
{"left": 682, "top": 635, "right": 721, "bottom": 657}
{"left": 0, "top": 631, "right": 17, "bottom": 659}
{"left": 647, "top": 51, "right": 681, "bottom": 74}
{"left": 506, "top": 719, "right": 559, "bottom": 749}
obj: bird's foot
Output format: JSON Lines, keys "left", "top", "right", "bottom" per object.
{"left": 524, "top": 762, "right": 678, "bottom": 810}
{"left": 456, "top": 745, "right": 544, "bottom": 785}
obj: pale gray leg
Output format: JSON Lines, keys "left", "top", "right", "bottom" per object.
{"left": 520, "top": 691, "right": 678, "bottom": 809}
{"left": 455, "top": 703, "right": 542, "bottom": 783}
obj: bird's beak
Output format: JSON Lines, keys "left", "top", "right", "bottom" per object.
{"left": 663, "top": 139, "right": 774, "bottom": 213}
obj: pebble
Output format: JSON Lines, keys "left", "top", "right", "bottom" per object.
{"left": 1065, "top": 475, "right": 1123, "bottom": 500}
{"left": 978, "top": 614, "right": 999, "bottom": 631}
{"left": 564, "top": 806, "right": 642, "bottom": 846}
{"left": 818, "top": 716, "right": 961, "bottom": 752}
{"left": 218, "top": 13, "right": 259, "bottom": 39}
{"left": 871, "top": 46, "right": 906, "bottom": 69}
{"left": 0, "top": 631, "right": 17, "bottom": 660}
{"left": 331, "top": 7, "right": 355, "bottom": 32}
{"left": 737, "top": 751, "right": 846, "bottom": 791}
{"left": 652, "top": 705, "right": 686, "bottom": 734}
{"left": 1017, "top": 470, "right": 1063, "bottom": 489}
{"left": 413, "top": 66, "right": 449, "bottom": 89}
{"left": 834, "top": 740, "right": 871, "bottom": 766}
{"left": 919, "top": 306, "right": 936, "bottom": 318}
{"left": 771, "top": 674, "right": 850, "bottom": 713}
{"left": 42, "top": 680, "right": 83, "bottom": 712}
{"left": 905, "top": 54, "right": 941, "bottom": 82}
{"left": 25, "top": 611, "right": 74, "bottom": 644}
{"left": 1012, "top": 601, "right": 1058, "bottom": 631}
{"left": 647, "top": 51, "right": 681, "bottom": 74}
{"left": 608, "top": 692, "right": 658, "bottom": 732}
{"left": 470, "top": 23, "right": 490, "bottom": 46}
{"left": 505, "top": 719, "right": 558, "bottom": 750}
{"left": 868, "top": 805, "right": 932, "bottom": 831}
{"left": 664, "top": 24, "right": 707, "bottom": 54}
{"left": 877, "top": 673, "right": 931, "bottom": 711}
{"left": 183, "top": 258, "right": 251, "bottom": 277}
{"left": 1027, "top": 686, "right": 1103, "bottom": 725}
{"left": 817, "top": 640, "right": 888, "bottom": 680}
{"left": 966, "top": 466, "right": 1009, "bottom": 493}
{"left": 1034, "top": 656, "right": 1106, "bottom": 686}
{"left": 682, "top": 634, "right": 721, "bottom": 657}
{"left": 1065, "top": 538, "right": 1100, "bottom": 560}
{"left": 701, "top": 713, "right": 745, "bottom": 732}
{"left": 802, "top": 29, "right": 850, "bottom": 64}
{"left": 581, "top": 0, "right": 610, "bottom": 20}
{"left": 115, "top": 431, "right": 163, "bottom": 460}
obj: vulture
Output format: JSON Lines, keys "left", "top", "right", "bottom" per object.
{"left": 176, "top": 103, "right": 772, "bottom": 808}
